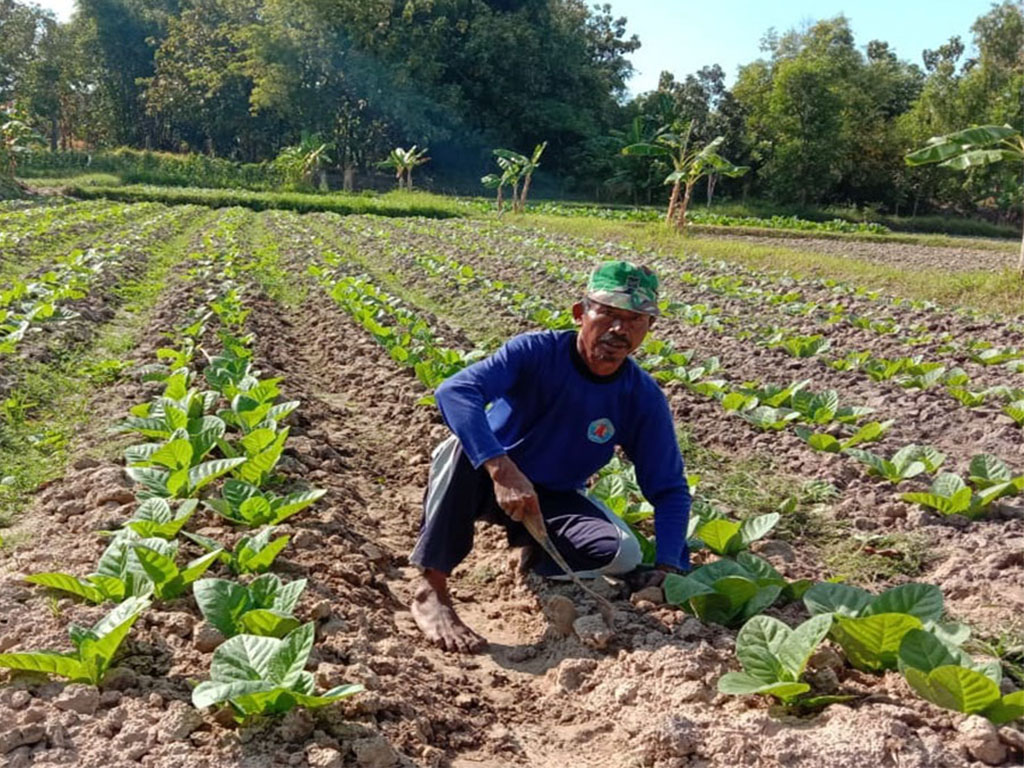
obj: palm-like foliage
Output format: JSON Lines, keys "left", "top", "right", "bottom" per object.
{"left": 607, "top": 115, "right": 664, "bottom": 204}
{"left": 377, "top": 145, "right": 430, "bottom": 190}
{"left": 273, "top": 136, "right": 333, "bottom": 190}
{"left": 481, "top": 142, "right": 547, "bottom": 213}
{"left": 622, "top": 122, "right": 748, "bottom": 229}
{"left": 906, "top": 125, "right": 1024, "bottom": 271}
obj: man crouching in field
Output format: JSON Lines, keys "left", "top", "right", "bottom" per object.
{"left": 409, "top": 261, "right": 691, "bottom": 652}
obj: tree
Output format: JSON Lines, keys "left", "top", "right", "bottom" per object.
{"left": 0, "top": 107, "right": 43, "bottom": 177}
{"left": 76, "top": 0, "right": 174, "bottom": 146}
{"left": 622, "top": 122, "right": 748, "bottom": 229}
{"left": 481, "top": 142, "right": 547, "bottom": 213}
{"left": 273, "top": 136, "right": 333, "bottom": 190}
{"left": 906, "top": 125, "right": 1024, "bottom": 270}
{"left": 377, "top": 146, "right": 430, "bottom": 191}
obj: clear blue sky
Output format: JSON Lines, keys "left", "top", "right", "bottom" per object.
{"left": 607, "top": 0, "right": 996, "bottom": 94}
{"left": 35, "top": 0, "right": 994, "bottom": 94}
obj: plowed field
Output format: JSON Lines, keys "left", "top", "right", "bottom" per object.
{"left": 0, "top": 201, "right": 1022, "bottom": 768}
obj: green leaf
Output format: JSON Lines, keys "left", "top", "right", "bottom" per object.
{"left": 270, "top": 489, "right": 327, "bottom": 523}
{"left": 777, "top": 614, "right": 833, "bottom": 679}
{"left": 717, "top": 671, "right": 809, "bottom": 701}
{"left": 192, "top": 623, "right": 354, "bottom": 719}
{"left": 224, "top": 479, "right": 261, "bottom": 510}
{"left": 984, "top": 690, "right": 1024, "bottom": 726}
{"left": 739, "top": 513, "right": 779, "bottom": 545}
{"left": 26, "top": 573, "right": 104, "bottom": 604}
{"left": 132, "top": 545, "right": 183, "bottom": 599}
{"left": 148, "top": 439, "right": 193, "bottom": 470}
{"left": 188, "top": 458, "right": 247, "bottom": 494}
{"left": 969, "top": 454, "right": 1011, "bottom": 488}
{"left": 237, "top": 534, "right": 290, "bottom": 574}
{"left": 832, "top": 613, "right": 923, "bottom": 672}
{"left": 663, "top": 573, "right": 716, "bottom": 607}
{"left": 194, "top": 578, "right": 251, "bottom": 637}
{"left": 734, "top": 615, "right": 791, "bottom": 683}
{"left": 126, "top": 466, "right": 170, "bottom": 497}
{"left": 179, "top": 550, "right": 224, "bottom": 585}
{"left": 240, "top": 497, "right": 274, "bottom": 525}
{"left": 239, "top": 610, "right": 302, "bottom": 639}
{"left": 865, "top": 583, "right": 944, "bottom": 623}
{"left": 807, "top": 433, "right": 841, "bottom": 452}
{"left": 0, "top": 652, "right": 85, "bottom": 681}
{"left": 695, "top": 519, "right": 741, "bottom": 556}
{"left": 905, "top": 665, "right": 1002, "bottom": 715}
{"left": 742, "top": 585, "right": 783, "bottom": 621}
{"left": 803, "top": 582, "right": 872, "bottom": 617}
{"left": 73, "top": 596, "right": 150, "bottom": 683}
{"left": 840, "top": 421, "right": 892, "bottom": 450}
{"left": 898, "top": 628, "right": 960, "bottom": 674}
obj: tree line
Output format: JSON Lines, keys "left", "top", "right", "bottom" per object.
{"left": 2, "top": 0, "right": 1023, "bottom": 219}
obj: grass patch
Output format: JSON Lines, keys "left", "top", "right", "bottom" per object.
{"left": 20, "top": 172, "right": 122, "bottom": 188}
{"left": 678, "top": 428, "right": 809, "bottom": 521}
{"left": 524, "top": 215, "right": 1024, "bottom": 315}
{"left": 68, "top": 184, "right": 468, "bottom": 220}
{"left": 676, "top": 428, "right": 931, "bottom": 585}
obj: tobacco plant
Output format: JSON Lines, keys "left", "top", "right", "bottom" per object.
{"left": 132, "top": 542, "right": 224, "bottom": 600}
{"left": 0, "top": 597, "right": 150, "bottom": 684}
{"left": 121, "top": 498, "right": 198, "bottom": 539}
{"left": 804, "top": 582, "right": 966, "bottom": 672}
{"left": 186, "top": 527, "right": 290, "bottom": 575}
{"left": 204, "top": 479, "right": 326, "bottom": 527}
{"left": 774, "top": 334, "right": 832, "bottom": 358}
{"left": 193, "top": 574, "right": 307, "bottom": 639}
{"left": 795, "top": 421, "right": 892, "bottom": 453}
{"left": 845, "top": 445, "right": 944, "bottom": 483}
{"left": 902, "top": 465, "right": 1017, "bottom": 520}
{"left": 692, "top": 513, "right": 780, "bottom": 557}
{"left": 663, "top": 556, "right": 784, "bottom": 628}
{"left": 192, "top": 623, "right": 363, "bottom": 720}
{"left": 898, "top": 629, "right": 1024, "bottom": 724}
{"left": 717, "top": 614, "right": 833, "bottom": 703}
{"left": 26, "top": 533, "right": 215, "bottom": 604}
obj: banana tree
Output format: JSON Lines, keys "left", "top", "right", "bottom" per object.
{"left": 377, "top": 145, "right": 430, "bottom": 191}
{"left": 622, "top": 123, "right": 748, "bottom": 229}
{"left": 273, "top": 136, "right": 333, "bottom": 190}
{"left": 906, "top": 125, "right": 1024, "bottom": 272}
{"left": 481, "top": 142, "right": 547, "bottom": 214}
{"left": 481, "top": 166, "right": 514, "bottom": 213}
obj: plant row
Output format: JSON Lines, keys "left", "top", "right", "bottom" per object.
{"left": 0, "top": 212, "right": 363, "bottom": 723}
{"left": 0, "top": 206, "right": 190, "bottom": 357}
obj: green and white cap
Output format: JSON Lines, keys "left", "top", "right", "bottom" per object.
{"left": 586, "top": 260, "right": 660, "bottom": 316}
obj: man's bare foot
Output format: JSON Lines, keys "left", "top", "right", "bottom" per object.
{"left": 410, "top": 569, "right": 487, "bottom": 654}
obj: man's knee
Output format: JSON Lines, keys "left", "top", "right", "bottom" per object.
{"left": 600, "top": 526, "right": 643, "bottom": 575}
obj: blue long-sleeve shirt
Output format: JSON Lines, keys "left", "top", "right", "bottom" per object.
{"left": 435, "top": 330, "right": 691, "bottom": 569}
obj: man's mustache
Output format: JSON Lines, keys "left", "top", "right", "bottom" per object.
{"left": 599, "top": 332, "right": 629, "bottom": 346}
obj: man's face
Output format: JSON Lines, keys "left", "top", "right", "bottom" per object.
{"left": 572, "top": 298, "right": 654, "bottom": 376}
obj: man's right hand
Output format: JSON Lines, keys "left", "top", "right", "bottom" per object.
{"left": 484, "top": 455, "right": 539, "bottom": 522}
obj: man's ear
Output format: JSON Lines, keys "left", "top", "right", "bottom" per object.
{"left": 571, "top": 301, "right": 585, "bottom": 325}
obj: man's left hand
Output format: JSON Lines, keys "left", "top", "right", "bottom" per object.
{"left": 628, "top": 563, "right": 683, "bottom": 592}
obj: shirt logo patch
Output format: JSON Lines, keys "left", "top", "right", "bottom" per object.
{"left": 587, "top": 418, "right": 615, "bottom": 444}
